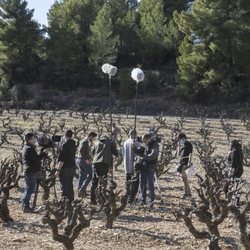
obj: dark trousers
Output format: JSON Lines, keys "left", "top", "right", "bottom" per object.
{"left": 126, "top": 172, "right": 139, "bottom": 203}
{"left": 59, "top": 167, "right": 75, "bottom": 205}
{"left": 91, "top": 162, "right": 109, "bottom": 203}
{"left": 22, "top": 172, "right": 38, "bottom": 209}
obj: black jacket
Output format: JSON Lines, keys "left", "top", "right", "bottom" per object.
{"left": 178, "top": 140, "right": 193, "bottom": 167}
{"left": 134, "top": 140, "right": 159, "bottom": 171}
{"left": 227, "top": 147, "right": 243, "bottom": 178}
{"left": 22, "top": 143, "right": 45, "bottom": 174}
{"left": 58, "top": 138, "right": 76, "bottom": 169}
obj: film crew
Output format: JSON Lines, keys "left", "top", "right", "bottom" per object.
{"left": 133, "top": 134, "right": 159, "bottom": 208}
{"left": 55, "top": 130, "right": 76, "bottom": 205}
{"left": 176, "top": 133, "right": 193, "bottom": 199}
{"left": 224, "top": 139, "right": 244, "bottom": 196}
{"left": 123, "top": 129, "right": 140, "bottom": 203}
{"left": 90, "top": 135, "right": 118, "bottom": 205}
{"left": 21, "top": 133, "right": 48, "bottom": 212}
{"left": 76, "top": 132, "right": 97, "bottom": 198}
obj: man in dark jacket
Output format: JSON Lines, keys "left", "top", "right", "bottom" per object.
{"left": 21, "top": 133, "right": 47, "bottom": 212}
{"left": 227, "top": 140, "right": 243, "bottom": 178}
{"left": 76, "top": 131, "right": 97, "bottom": 197}
{"left": 134, "top": 134, "right": 159, "bottom": 208}
{"left": 176, "top": 133, "right": 193, "bottom": 199}
{"left": 55, "top": 130, "right": 76, "bottom": 205}
{"left": 90, "top": 135, "right": 118, "bottom": 204}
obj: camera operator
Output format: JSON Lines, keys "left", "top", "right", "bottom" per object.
{"left": 21, "top": 133, "right": 48, "bottom": 213}
{"left": 133, "top": 133, "right": 159, "bottom": 208}
{"left": 55, "top": 130, "right": 76, "bottom": 205}
{"left": 76, "top": 131, "right": 97, "bottom": 198}
{"left": 176, "top": 133, "right": 193, "bottom": 199}
{"left": 90, "top": 135, "right": 118, "bottom": 205}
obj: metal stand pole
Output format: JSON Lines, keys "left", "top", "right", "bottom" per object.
{"left": 109, "top": 76, "right": 114, "bottom": 178}
{"left": 134, "top": 82, "right": 138, "bottom": 130}
{"left": 109, "top": 76, "right": 113, "bottom": 137}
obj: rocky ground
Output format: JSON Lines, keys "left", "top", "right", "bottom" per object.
{"left": 0, "top": 166, "right": 248, "bottom": 250}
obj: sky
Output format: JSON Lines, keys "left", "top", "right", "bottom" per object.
{"left": 26, "top": 0, "right": 55, "bottom": 26}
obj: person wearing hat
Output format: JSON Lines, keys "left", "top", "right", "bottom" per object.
{"left": 21, "top": 133, "right": 48, "bottom": 212}
{"left": 176, "top": 133, "right": 193, "bottom": 199}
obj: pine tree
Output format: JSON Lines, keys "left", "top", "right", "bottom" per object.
{"left": 175, "top": 0, "right": 250, "bottom": 102}
{"left": 46, "top": 0, "right": 101, "bottom": 89}
{"left": 88, "top": 3, "right": 119, "bottom": 66}
{"left": 0, "top": 0, "right": 44, "bottom": 90}
{"left": 139, "top": 0, "right": 168, "bottom": 64}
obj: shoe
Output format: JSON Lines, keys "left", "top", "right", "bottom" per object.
{"left": 78, "top": 190, "right": 87, "bottom": 198}
{"left": 181, "top": 194, "right": 192, "bottom": 199}
{"left": 91, "top": 200, "right": 97, "bottom": 205}
{"left": 149, "top": 202, "right": 154, "bottom": 209}
{"left": 22, "top": 207, "right": 34, "bottom": 213}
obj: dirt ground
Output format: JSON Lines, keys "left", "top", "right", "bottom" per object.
{"left": 0, "top": 111, "right": 249, "bottom": 249}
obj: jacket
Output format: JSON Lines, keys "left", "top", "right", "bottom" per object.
{"left": 58, "top": 138, "right": 76, "bottom": 169}
{"left": 77, "top": 137, "right": 91, "bottom": 160}
{"left": 178, "top": 140, "right": 193, "bottom": 167}
{"left": 92, "top": 136, "right": 118, "bottom": 167}
{"left": 134, "top": 140, "right": 159, "bottom": 171}
{"left": 227, "top": 147, "right": 243, "bottom": 178}
{"left": 22, "top": 143, "right": 45, "bottom": 174}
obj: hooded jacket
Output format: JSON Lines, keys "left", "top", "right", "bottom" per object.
{"left": 92, "top": 136, "right": 118, "bottom": 166}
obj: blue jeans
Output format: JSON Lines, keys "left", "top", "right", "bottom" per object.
{"left": 22, "top": 172, "right": 38, "bottom": 209}
{"left": 76, "top": 158, "right": 92, "bottom": 192}
{"left": 140, "top": 170, "right": 155, "bottom": 204}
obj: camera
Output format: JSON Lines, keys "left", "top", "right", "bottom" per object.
{"left": 36, "top": 133, "right": 62, "bottom": 148}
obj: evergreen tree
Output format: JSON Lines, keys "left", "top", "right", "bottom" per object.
{"left": 0, "top": 0, "right": 44, "bottom": 90}
{"left": 175, "top": 0, "right": 250, "bottom": 102}
{"left": 88, "top": 3, "right": 119, "bottom": 67}
{"left": 139, "top": 0, "right": 168, "bottom": 64}
{"left": 46, "top": 0, "right": 102, "bottom": 90}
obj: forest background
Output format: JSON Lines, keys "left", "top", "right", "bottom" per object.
{"left": 0, "top": 0, "right": 250, "bottom": 115}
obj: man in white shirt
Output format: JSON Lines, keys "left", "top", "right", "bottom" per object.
{"left": 123, "top": 129, "right": 140, "bottom": 203}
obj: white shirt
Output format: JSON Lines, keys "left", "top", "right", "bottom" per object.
{"left": 123, "top": 138, "right": 140, "bottom": 174}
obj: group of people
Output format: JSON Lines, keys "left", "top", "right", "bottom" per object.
{"left": 21, "top": 128, "right": 244, "bottom": 212}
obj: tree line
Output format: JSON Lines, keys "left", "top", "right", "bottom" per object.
{"left": 0, "top": 0, "right": 249, "bottom": 106}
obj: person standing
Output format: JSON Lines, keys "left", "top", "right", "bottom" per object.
{"left": 76, "top": 132, "right": 97, "bottom": 198}
{"left": 123, "top": 129, "right": 140, "bottom": 203}
{"left": 134, "top": 134, "right": 159, "bottom": 208}
{"left": 176, "top": 133, "right": 193, "bottom": 199}
{"left": 227, "top": 140, "right": 244, "bottom": 178}
{"left": 224, "top": 139, "right": 244, "bottom": 197}
{"left": 91, "top": 135, "right": 118, "bottom": 204}
{"left": 21, "top": 133, "right": 47, "bottom": 212}
{"left": 55, "top": 130, "right": 76, "bottom": 205}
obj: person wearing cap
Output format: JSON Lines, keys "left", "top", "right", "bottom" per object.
{"left": 21, "top": 133, "right": 48, "bottom": 212}
{"left": 55, "top": 130, "right": 76, "bottom": 205}
{"left": 76, "top": 131, "right": 97, "bottom": 198}
{"left": 176, "top": 133, "right": 193, "bottom": 199}
{"left": 123, "top": 129, "right": 140, "bottom": 203}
